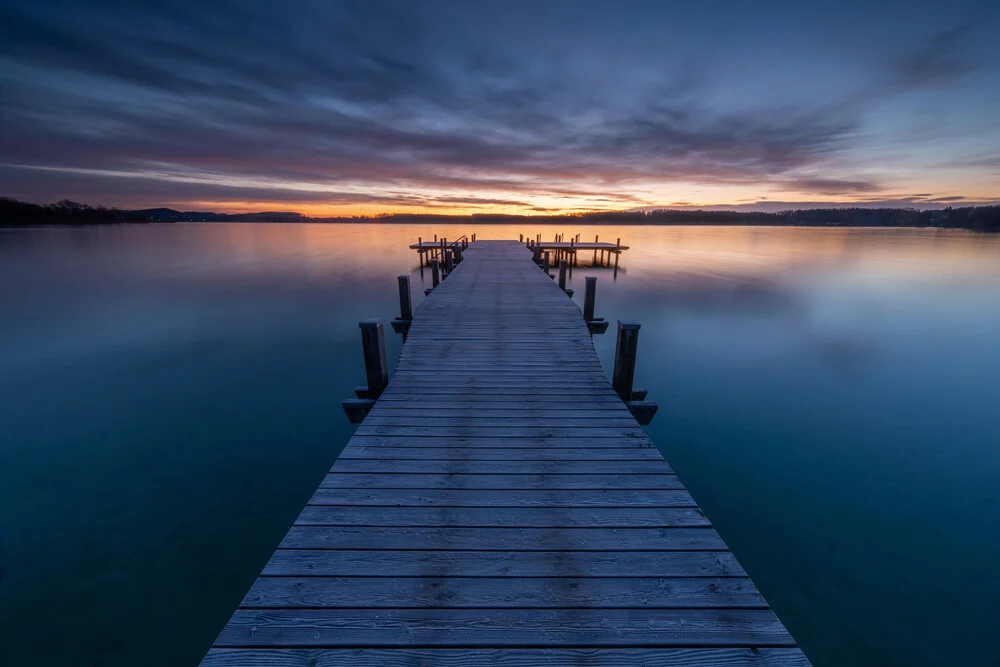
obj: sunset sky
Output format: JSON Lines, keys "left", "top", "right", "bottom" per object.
{"left": 2, "top": 0, "right": 999, "bottom": 215}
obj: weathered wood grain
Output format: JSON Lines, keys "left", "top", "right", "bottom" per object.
{"left": 337, "top": 446, "right": 665, "bottom": 460}
{"left": 214, "top": 608, "right": 797, "bottom": 647}
{"left": 278, "top": 526, "right": 726, "bottom": 550}
{"left": 319, "top": 472, "right": 685, "bottom": 490}
{"left": 328, "top": 459, "right": 672, "bottom": 473}
{"left": 307, "top": 488, "right": 698, "bottom": 507}
{"left": 293, "top": 506, "right": 708, "bottom": 527}
{"left": 262, "top": 550, "right": 747, "bottom": 577}
{"left": 241, "top": 576, "right": 766, "bottom": 609}
{"left": 202, "top": 648, "right": 811, "bottom": 667}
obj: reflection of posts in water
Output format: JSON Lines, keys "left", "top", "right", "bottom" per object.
{"left": 613, "top": 237, "right": 621, "bottom": 278}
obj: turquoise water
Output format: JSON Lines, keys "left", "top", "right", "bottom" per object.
{"left": 1, "top": 223, "right": 998, "bottom": 666}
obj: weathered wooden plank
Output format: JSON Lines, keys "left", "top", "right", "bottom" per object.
{"left": 294, "top": 506, "right": 707, "bottom": 527}
{"left": 353, "top": 426, "right": 649, "bottom": 438}
{"left": 202, "top": 648, "right": 811, "bottom": 667}
{"left": 279, "top": 526, "right": 725, "bottom": 550}
{"left": 320, "top": 473, "right": 684, "bottom": 490}
{"left": 308, "top": 488, "right": 697, "bottom": 507}
{"left": 359, "top": 417, "right": 641, "bottom": 428}
{"left": 370, "top": 402, "right": 627, "bottom": 410}
{"left": 367, "top": 408, "right": 632, "bottom": 418}
{"left": 242, "top": 577, "right": 765, "bottom": 609}
{"left": 346, "top": 435, "right": 657, "bottom": 448}
{"left": 262, "top": 550, "right": 747, "bottom": 577}
{"left": 377, "top": 395, "right": 624, "bottom": 403}
{"left": 337, "top": 447, "right": 664, "bottom": 461}
{"left": 215, "top": 609, "right": 797, "bottom": 647}
{"left": 329, "top": 459, "right": 672, "bottom": 473}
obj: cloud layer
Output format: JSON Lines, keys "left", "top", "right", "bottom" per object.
{"left": 2, "top": 0, "right": 998, "bottom": 213}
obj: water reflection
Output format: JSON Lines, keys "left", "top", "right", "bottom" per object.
{"left": 1, "top": 223, "right": 999, "bottom": 667}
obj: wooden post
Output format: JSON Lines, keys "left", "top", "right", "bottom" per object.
{"left": 583, "top": 277, "right": 597, "bottom": 321}
{"left": 520, "top": 234, "right": 524, "bottom": 242}
{"left": 397, "top": 275, "right": 412, "bottom": 320}
{"left": 431, "top": 258, "right": 440, "bottom": 287}
{"left": 594, "top": 235, "right": 599, "bottom": 263}
{"left": 543, "top": 251, "right": 550, "bottom": 276}
{"left": 472, "top": 233, "right": 476, "bottom": 243}
{"left": 418, "top": 236, "right": 424, "bottom": 267}
{"left": 612, "top": 321, "right": 641, "bottom": 402}
{"left": 360, "top": 319, "right": 388, "bottom": 398}
{"left": 614, "top": 237, "right": 621, "bottom": 275}
{"left": 454, "top": 244, "right": 463, "bottom": 262}
{"left": 558, "top": 259, "right": 568, "bottom": 291}
{"left": 445, "top": 249, "right": 454, "bottom": 275}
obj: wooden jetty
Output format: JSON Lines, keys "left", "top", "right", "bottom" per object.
{"left": 201, "top": 240, "right": 810, "bottom": 666}
{"left": 410, "top": 233, "right": 628, "bottom": 269}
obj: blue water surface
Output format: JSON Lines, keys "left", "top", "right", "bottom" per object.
{"left": 1, "top": 223, "right": 998, "bottom": 666}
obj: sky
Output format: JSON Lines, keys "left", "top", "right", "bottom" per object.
{"left": 1, "top": 0, "right": 999, "bottom": 216}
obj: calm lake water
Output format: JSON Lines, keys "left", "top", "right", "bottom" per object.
{"left": 1, "top": 223, "right": 999, "bottom": 666}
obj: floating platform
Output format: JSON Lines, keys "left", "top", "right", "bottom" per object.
{"left": 201, "top": 240, "right": 810, "bottom": 666}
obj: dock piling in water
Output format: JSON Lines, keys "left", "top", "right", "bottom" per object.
{"left": 391, "top": 275, "right": 413, "bottom": 340}
{"left": 583, "top": 276, "right": 609, "bottom": 334}
{"left": 559, "top": 259, "right": 573, "bottom": 297}
{"left": 583, "top": 277, "right": 597, "bottom": 321}
{"left": 397, "top": 276, "right": 412, "bottom": 320}
{"left": 612, "top": 321, "right": 640, "bottom": 402}
{"left": 612, "top": 320, "right": 657, "bottom": 425}
{"left": 359, "top": 319, "right": 388, "bottom": 398}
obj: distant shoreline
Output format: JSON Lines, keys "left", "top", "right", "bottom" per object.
{"left": 3, "top": 220, "right": 999, "bottom": 233}
{"left": 2, "top": 197, "right": 998, "bottom": 231}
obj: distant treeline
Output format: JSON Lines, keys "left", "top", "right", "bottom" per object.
{"left": 0, "top": 198, "right": 304, "bottom": 224}
{"left": 2, "top": 196, "right": 998, "bottom": 230}
{"left": 328, "top": 206, "right": 1000, "bottom": 230}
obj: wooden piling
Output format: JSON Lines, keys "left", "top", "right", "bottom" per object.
{"left": 359, "top": 319, "right": 388, "bottom": 398}
{"left": 431, "top": 258, "right": 440, "bottom": 288}
{"left": 583, "top": 277, "right": 597, "bottom": 321}
{"left": 397, "top": 275, "right": 412, "bottom": 320}
{"left": 612, "top": 321, "right": 641, "bottom": 402}
{"left": 543, "top": 251, "right": 551, "bottom": 277}
{"left": 445, "top": 249, "right": 454, "bottom": 275}
{"left": 558, "top": 259, "right": 568, "bottom": 291}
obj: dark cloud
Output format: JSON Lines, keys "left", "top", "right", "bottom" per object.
{"left": 784, "top": 178, "right": 883, "bottom": 195}
{"left": 0, "top": 1, "right": 997, "bottom": 210}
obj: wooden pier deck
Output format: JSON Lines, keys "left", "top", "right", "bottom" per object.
{"left": 201, "top": 240, "right": 810, "bottom": 666}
